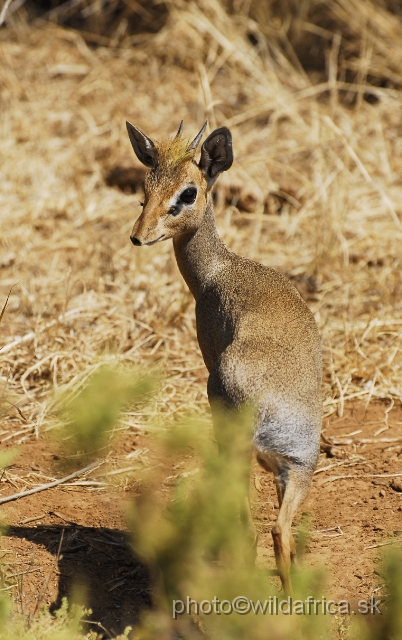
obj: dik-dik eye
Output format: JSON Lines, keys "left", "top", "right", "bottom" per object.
{"left": 179, "top": 187, "right": 197, "bottom": 204}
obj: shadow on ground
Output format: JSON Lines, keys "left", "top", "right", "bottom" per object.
{"left": 6, "top": 524, "right": 151, "bottom": 637}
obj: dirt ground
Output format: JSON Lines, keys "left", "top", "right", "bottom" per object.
{"left": 1, "top": 399, "right": 401, "bottom": 636}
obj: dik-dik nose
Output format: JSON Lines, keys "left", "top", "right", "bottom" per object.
{"left": 130, "top": 235, "right": 142, "bottom": 246}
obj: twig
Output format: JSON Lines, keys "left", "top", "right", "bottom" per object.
{"left": 315, "top": 526, "right": 343, "bottom": 534}
{"left": 0, "top": 307, "right": 89, "bottom": 356}
{"left": 0, "top": 284, "right": 16, "bottom": 321}
{"left": 0, "top": 583, "right": 17, "bottom": 592}
{"left": 314, "top": 525, "right": 343, "bottom": 537}
{"left": 80, "top": 619, "right": 113, "bottom": 639}
{"left": 3, "top": 471, "right": 20, "bottom": 489}
{"left": 63, "top": 480, "right": 108, "bottom": 486}
{"left": 0, "top": 331, "right": 35, "bottom": 355}
{"left": 365, "top": 538, "right": 402, "bottom": 550}
{"left": 4, "top": 401, "right": 27, "bottom": 422}
{"left": 56, "top": 529, "right": 65, "bottom": 561}
{"left": 48, "top": 510, "right": 78, "bottom": 525}
{"left": 323, "top": 389, "right": 370, "bottom": 406}
{"left": 0, "top": 0, "right": 13, "bottom": 26}
{"left": 0, "top": 461, "right": 101, "bottom": 505}
{"left": 319, "top": 472, "right": 402, "bottom": 486}
{"left": 314, "top": 459, "right": 365, "bottom": 474}
{"left": 374, "top": 426, "right": 389, "bottom": 437}
{"left": 104, "top": 465, "right": 139, "bottom": 476}
{"left": 7, "top": 567, "right": 44, "bottom": 578}
{"left": 330, "top": 437, "right": 402, "bottom": 445}
{"left": 19, "top": 513, "right": 47, "bottom": 525}
{"left": 1, "top": 427, "right": 32, "bottom": 443}
{"left": 356, "top": 437, "right": 402, "bottom": 444}
{"left": 314, "top": 460, "right": 349, "bottom": 474}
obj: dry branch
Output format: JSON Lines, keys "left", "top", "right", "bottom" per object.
{"left": 318, "top": 472, "right": 402, "bottom": 486}
{"left": 0, "top": 461, "right": 102, "bottom": 505}
{"left": 365, "top": 538, "right": 402, "bottom": 550}
{"left": 0, "top": 0, "right": 13, "bottom": 26}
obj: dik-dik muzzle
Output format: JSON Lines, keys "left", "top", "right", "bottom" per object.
{"left": 130, "top": 205, "right": 166, "bottom": 246}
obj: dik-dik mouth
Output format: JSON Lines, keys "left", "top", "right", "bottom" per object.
{"left": 130, "top": 234, "right": 165, "bottom": 246}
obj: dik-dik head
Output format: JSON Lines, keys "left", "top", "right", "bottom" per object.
{"left": 126, "top": 121, "right": 233, "bottom": 246}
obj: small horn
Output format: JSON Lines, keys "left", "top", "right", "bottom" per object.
{"left": 175, "top": 120, "right": 184, "bottom": 138}
{"left": 187, "top": 121, "right": 208, "bottom": 152}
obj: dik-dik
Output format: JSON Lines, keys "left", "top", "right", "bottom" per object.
{"left": 126, "top": 120, "right": 322, "bottom": 593}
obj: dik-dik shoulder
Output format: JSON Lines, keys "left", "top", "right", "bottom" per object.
{"left": 198, "top": 251, "right": 318, "bottom": 332}
{"left": 195, "top": 253, "right": 320, "bottom": 373}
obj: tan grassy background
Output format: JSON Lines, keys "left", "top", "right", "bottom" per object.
{"left": 0, "top": 0, "right": 401, "bottom": 444}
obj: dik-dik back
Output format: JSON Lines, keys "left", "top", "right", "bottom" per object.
{"left": 126, "top": 120, "right": 322, "bottom": 593}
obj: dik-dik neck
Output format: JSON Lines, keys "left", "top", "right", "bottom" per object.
{"left": 173, "top": 198, "right": 228, "bottom": 299}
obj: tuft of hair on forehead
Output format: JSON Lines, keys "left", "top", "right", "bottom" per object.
{"left": 144, "top": 134, "right": 200, "bottom": 191}
{"left": 155, "top": 135, "right": 196, "bottom": 168}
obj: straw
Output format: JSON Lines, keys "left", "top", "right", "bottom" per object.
{"left": 0, "top": 0, "right": 401, "bottom": 438}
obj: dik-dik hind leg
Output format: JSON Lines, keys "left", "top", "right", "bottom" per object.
{"left": 271, "top": 468, "right": 313, "bottom": 595}
{"left": 273, "top": 478, "right": 298, "bottom": 564}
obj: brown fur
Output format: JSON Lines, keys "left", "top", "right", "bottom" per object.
{"left": 128, "top": 124, "right": 322, "bottom": 593}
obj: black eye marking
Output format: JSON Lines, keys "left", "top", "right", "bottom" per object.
{"left": 168, "top": 187, "right": 197, "bottom": 216}
{"left": 179, "top": 187, "right": 197, "bottom": 204}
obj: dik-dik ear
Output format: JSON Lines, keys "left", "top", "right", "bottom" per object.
{"left": 126, "top": 121, "right": 157, "bottom": 168}
{"left": 199, "top": 126, "right": 233, "bottom": 188}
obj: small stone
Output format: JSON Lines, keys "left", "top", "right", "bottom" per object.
{"left": 379, "top": 490, "right": 385, "bottom": 497}
{"left": 390, "top": 479, "right": 402, "bottom": 493}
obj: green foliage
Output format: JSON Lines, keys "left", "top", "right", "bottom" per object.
{"left": 0, "top": 595, "right": 129, "bottom": 639}
{"left": 128, "top": 403, "right": 402, "bottom": 639}
{"left": 56, "top": 363, "right": 155, "bottom": 462}
{"left": 0, "top": 595, "right": 11, "bottom": 631}
{"left": 351, "top": 547, "right": 402, "bottom": 640}
{"left": 0, "top": 598, "right": 89, "bottom": 640}
{"left": 129, "top": 405, "right": 331, "bottom": 639}
{"left": 383, "top": 548, "right": 402, "bottom": 639}
{"left": 0, "top": 449, "right": 18, "bottom": 472}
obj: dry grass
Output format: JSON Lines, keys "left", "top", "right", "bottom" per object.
{"left": 0, "top": 0, "right": 401, "bottom": 446}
